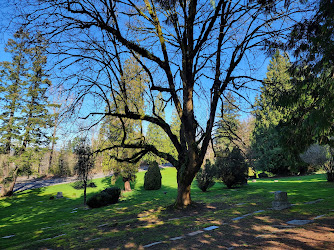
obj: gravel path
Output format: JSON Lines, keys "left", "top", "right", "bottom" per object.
{"left": 13, "top": 173, "right": 112, "bottom": 193}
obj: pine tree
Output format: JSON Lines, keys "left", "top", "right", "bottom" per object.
{"left": 252, "top": 50, "right": 305, "bottom": 175}
{"left": 20, "top": 32, "right": 53, "bottom": 150}
{"left": 0, "top": 30, "right": 54, "bottom": 196}
{"left": 0, "top": 29, "right": 29, "bottom": 154}
{"left": 214, "top": 92, "right": 240, "bottom": 153}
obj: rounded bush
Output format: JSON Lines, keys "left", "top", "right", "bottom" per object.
{"left": 196, "top": 159, "right": 216, "bottom": 192}
{"left": 87, "top": 187, "right": 121, "bottom": 208}
{"left": 144, "top": 161, "right": 162, "bottom": 190}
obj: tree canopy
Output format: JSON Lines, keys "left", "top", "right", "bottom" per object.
{"left": 17, "top": 0, "right": 310, "bottom": 207}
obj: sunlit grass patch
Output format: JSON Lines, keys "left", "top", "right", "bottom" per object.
{"left": 0, "top": 170, "right": 333, "bottom": 249}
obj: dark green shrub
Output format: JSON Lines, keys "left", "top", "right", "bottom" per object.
{"left": 87, "top": 187, "right": 121, "bottom": 208}
{"left": 144, "top": 161, "right": 162, "bottom": 190}
{"left": 258, "top": 172, "right": 268, "bottom": 178}
{"left": 215, "top": 148, "right": 248, "bottom": 189}
{"left": 196, "top": 159, "right": 216, "bottom": 192}
{"left": 72, "top": 181, "right": 97, "bottom": 189}
{"left": 102, "top": 187, "right": 121, "bottom": 202}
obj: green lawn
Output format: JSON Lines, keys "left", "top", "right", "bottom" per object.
{"left": 1, "top": 168, "right": 333, "bottom": 249}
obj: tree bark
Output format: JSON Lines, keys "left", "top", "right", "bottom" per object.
{"left": 0, "top": 165, "right": 19, "bottom": 197}
{"left": 83, "top": 179, "right": 87, "bottom": 205}
{"left": 175, "top": 181, "right": 192, "bottom": 208}
{"left": 175, "top": 160, "right": 198, "bottom": 208}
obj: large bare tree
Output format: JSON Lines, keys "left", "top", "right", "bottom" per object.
{"left": 18, "top": 0, "right": 309, "bottom": 207}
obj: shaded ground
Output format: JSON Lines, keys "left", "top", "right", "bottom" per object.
{"left": 146, "top": 213, "right": 334, "bottom": 249}
{"left": 89, "top": 200, "right": 334, "bottom": 250}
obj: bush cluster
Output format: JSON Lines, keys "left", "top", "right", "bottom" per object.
{"left": 72, "top": 181, "right": 97, "bottom": 189}
{"left": 86, "top": 187, "right": 121, "bottom": 208}
{"left": 196, "top": 159, "right": 216, "bottom": 192}
{"left": 144, "top": 161, "right": 162, "bottom": 190}
{"left": 215, "top": 148, "right": 248, "bottom": 189}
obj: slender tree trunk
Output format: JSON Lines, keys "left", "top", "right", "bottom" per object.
{"left": 48, "top": 124, "right": 58, "bottom": 172}
{"left": 83, "top": 179, "right": 87, "bottom": 205}
{"left": 0, "top": 165, "right": 19, "bottom": 197}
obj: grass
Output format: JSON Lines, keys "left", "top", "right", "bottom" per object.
{"left": 1, "top": 168, "right": 333, "bottom": 249}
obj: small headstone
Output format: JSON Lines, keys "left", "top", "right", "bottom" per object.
{"left": 56, "top": 192, "right": 63, "bottom": 199}
{"left": 253, "top": 210, "right": 265, "bottom": 214}
{"left": 274, "top": 180, "right": 278, "bottom": 182}
{"left": 313, "top": 215, "right": 326, "bottom": 220}
{"left": 188, "top": 230, "right": 204, "bottom": 236}
{"left": 232, "top": 216, "right": 245, "bottom": 221}
{"left": 97, "top": 223, "right": 108, "bottom": 228}
{"left": 203, "top": 225, "right": 219, "bottom": 231}
{"left": 252, "top": 180, "right": 256, "bottom": 182}
{"left": 143, "top": 241, "right": 162, "bottom": 248}
{"left": 86, "top": 237, "right": 101, "bottom": 242}
{"left": 168, "top": 217, "right": 180, "bottom": 221}
{"left": 170, "top": 236, "right": 184, "bottom": 241}
{"left": 272, "top": 191, "right": 291, "bottom": 210}
{"left": 2, "top": 235, "right": 15, "bottom": 239}
{"left": 304, "top": 199, "right": 324, "bottom": 205}
{"left": 53, "top": 234, "right": 66, "bottom": 239}
{"left": 287, "top": 219, "right": 313, "bottom": 226}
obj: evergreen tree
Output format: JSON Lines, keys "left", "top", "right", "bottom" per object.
{"left": 145, "top": 93, "right": 169, "bottom": 164}
{"left": 0, "top": 30, "right": 54, "bottom": 196}
{"left": 252, "top": 50, "right": 305, "bottom": 175}
{"left": 276, "top": 0, "right": 334, "bottom": 160}
{"left": 20, "top": 32, "right": 53, "bottom": 150}
{"left": 98, "top": 57, "right": 147, "bottom": 190}
{"left": 0, "top": 29, "right": 29, "bottom": 153}
{"left": 214, "top": 92, "right": 240, "bottom": 152}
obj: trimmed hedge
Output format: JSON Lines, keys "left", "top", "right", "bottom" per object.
{"left": 144, "top": 161, "right": 162, "bottom": 190}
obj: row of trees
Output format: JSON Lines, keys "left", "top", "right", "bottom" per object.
{"left": 0, "top": 29, "right": 57, "bottom": 196}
